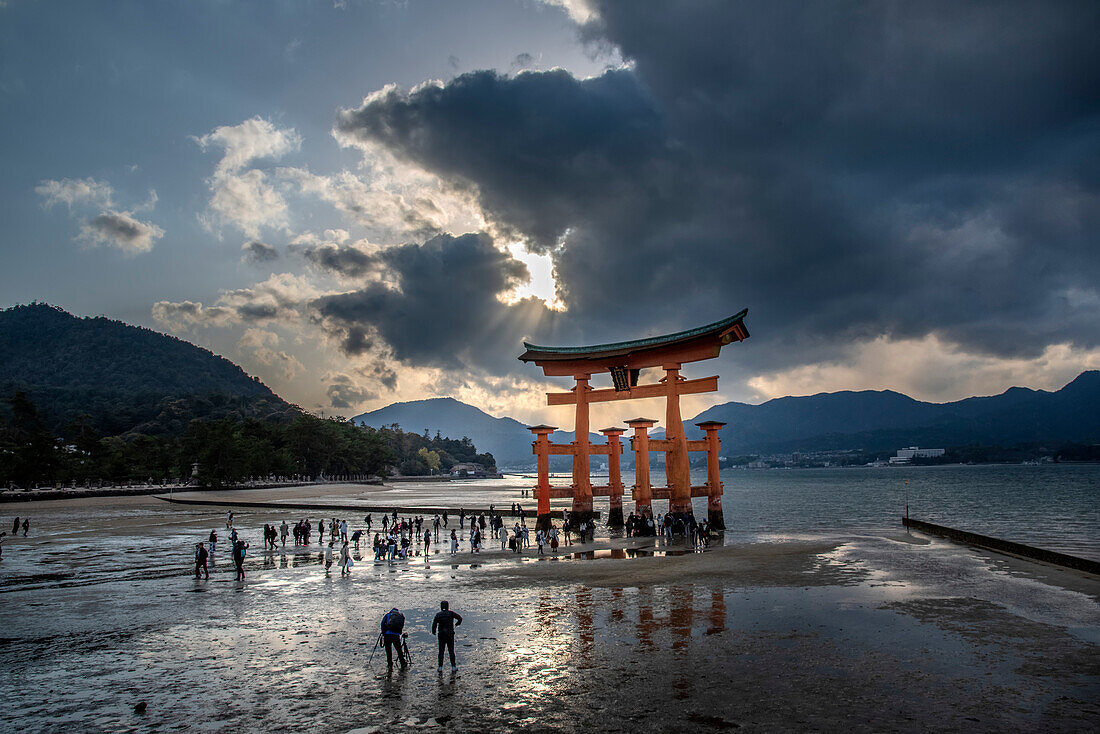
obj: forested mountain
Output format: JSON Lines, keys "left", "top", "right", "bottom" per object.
{"left": 0, "top": 303, "right": 495, "bottom": 487}
{"left": 0, "top": 303, "right": 293, "bottom": 437}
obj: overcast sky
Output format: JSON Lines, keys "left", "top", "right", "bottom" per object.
{"left": 2, "top": 0, "right": 1098, "bottom": 426}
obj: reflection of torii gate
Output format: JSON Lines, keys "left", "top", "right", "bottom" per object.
{"left": 519, "top": 311, "right": 749, "bottom": 532}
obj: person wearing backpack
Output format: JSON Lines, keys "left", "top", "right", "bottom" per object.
{"left": 380, "top": 607, "right": 406, "bottom": 668}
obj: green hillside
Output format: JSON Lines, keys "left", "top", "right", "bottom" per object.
{"left": 0, "top": 303, "right": 494, "bottom": 488}
{"left": 0, "top": 303, "right": 294, "bottom": 437}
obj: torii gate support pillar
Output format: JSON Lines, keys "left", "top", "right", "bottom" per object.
{"left": 696, "top": 420, "right": 726, "bottom": 530}
{"left": 601, "top": 427, "right": 626, "bottom": 527}
{"left": 628, "top": 418, "right": 657, "bottom": 530}
{"left": 529, "top": 425, "right": 557, "bottom": 533}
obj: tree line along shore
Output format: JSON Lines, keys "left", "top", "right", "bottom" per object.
{"left": 0, "top": 391, "right": 496, "bottom": 491}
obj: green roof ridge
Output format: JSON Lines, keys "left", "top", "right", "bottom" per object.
{"left": 522, "top": 309, "right": 747, "bottom": 355}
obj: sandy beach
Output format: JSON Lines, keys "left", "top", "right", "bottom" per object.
{"left": 0, "top": 483, "right": 1097, "bottom": 732}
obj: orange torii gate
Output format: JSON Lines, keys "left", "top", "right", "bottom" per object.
{"left": 519, "top": 311, "right": 749, "bottom": 532}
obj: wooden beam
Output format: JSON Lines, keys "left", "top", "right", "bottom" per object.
{"left": 645, "top": 439, "right": 709, "bottom": 452}
{"left": 635, "top": 485, "right": 713, "bottom": 500}
{"left": 536, "top": 443, "right": 623, "bottom": 456}
{"left": 545, "top": 484, "right": 632, "bottom": 498}
{"left": 547, "top": 376, "right": 718, "bottom": 406}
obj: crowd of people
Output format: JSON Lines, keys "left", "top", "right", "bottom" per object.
{"left": 189, "top": 504, "right": 715, "bottom": 579}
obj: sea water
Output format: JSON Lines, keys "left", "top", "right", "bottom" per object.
{"left": 0, "top": 464, "right": 1097, "bottom": 731}
{"left": 490, "top": 463, "right": 1100, "bottom": 561}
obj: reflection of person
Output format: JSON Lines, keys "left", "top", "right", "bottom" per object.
{"left": 432, "top": 600, "right": 463, "bottom": 672}
{"left": 381, "top": 607, "right": 406, "bottom": 668}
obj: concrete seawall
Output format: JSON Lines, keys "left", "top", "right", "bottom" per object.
{"left": 903, "top": 517, "right": 1100, "bottom": 575}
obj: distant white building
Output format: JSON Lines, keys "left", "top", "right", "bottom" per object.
{"left": 890, "top": 446, "right": 945, "bottom": 464}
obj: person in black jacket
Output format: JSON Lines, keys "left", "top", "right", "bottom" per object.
{"left": 431, "top": 600, "right": 463, "bottom": 672}
{"left": 194, "top": 542, "right": 209, "bottom": 579}
{"left": 380, "top": 607, "right": 406, "bottom": 668}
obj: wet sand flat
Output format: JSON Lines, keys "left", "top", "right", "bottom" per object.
{"left": 0, "top": 493, "right": 1098, "bottom": 732}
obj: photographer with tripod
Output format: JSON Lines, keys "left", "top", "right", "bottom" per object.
{"left": 379, "top": 607, "right": 407, "bottom": 669}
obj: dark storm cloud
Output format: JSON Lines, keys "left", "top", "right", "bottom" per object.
{"left": 325, "top": 373, "right": 378, "bottom": 409}
{"left": 80, "top": 210, "right": 164, "bottom": 254}
{"left": 300, "top": 243, "right": 375, "bottom": 278}
{"left": 241, "top": 240, "right": 278, "bottom": 263}
{"left": 337, "top": 67, "right": 679, "bottom": 252}
{"left": 336, "top": 0, "right": 1100, "bottom": 371}
{"left": 236, "top": 302, "right": 279, "bottom": 321}
{"left": 311, "top": 232, "right": 556, "bottom": 373}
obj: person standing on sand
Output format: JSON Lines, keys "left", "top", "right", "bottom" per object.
{"left": 280, "top": 520, "right": 289, "bottom": 547}
{"left": 432, "top": 600, "right": 463, "bottom": 672}
{"left": 21, "top": 518, "right": 29, "bottom": 537}
{"left": 325, "top": 540, "right": 335, "bottom": 573}
{"left": 194, "top": 542, "right": 209, "bottom": 579}
{"left": 449, "top": 529, "right": 458, "bottom": 555}
{"left": 340, "top": 540, "right": 351, "bottom": 575}
{"left": 232, "top": 539, "right": 249, "bottom": 581}
{"left": 424, "top": 529, "right": 431, "bottom": 556}
{"left": 12, "top": 518, "right": 20, "bottom": 535}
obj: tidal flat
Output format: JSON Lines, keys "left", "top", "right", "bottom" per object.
{"left": 0, "top": 489, "right": 1097, "bottom": 733}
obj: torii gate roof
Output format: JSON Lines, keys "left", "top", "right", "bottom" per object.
{"left": 519, "top": 309, "right": 749, "bottom": 376}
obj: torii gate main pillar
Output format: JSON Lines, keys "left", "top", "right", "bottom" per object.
{"left": 569, "top": 374, "right": 594, "bottom": 528}
{"left": 663, "top": 364, "right": 693, "bottom": 515}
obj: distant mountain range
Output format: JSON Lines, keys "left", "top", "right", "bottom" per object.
{"left": 686, "top": 371, "right": 1100, "bottom": 456}
{"left": 6, "top": 302, "right": 1095, "bottom": 463}
{"left": 352, "top": 397, "right": 593, "bottom": 470}
{"left": 355, "top": 372, "right": 1100, "bottom": 468}
{"left": 0, "top": 303, "right": 294, "bottom": 437}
